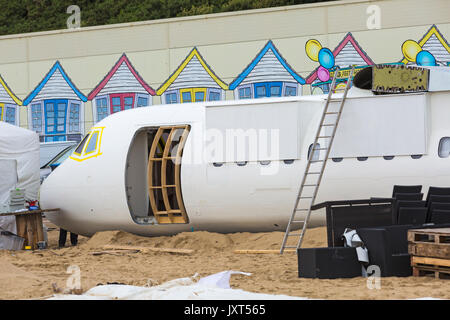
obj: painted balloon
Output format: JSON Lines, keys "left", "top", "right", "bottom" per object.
{"left": 317, "top": 66, "right": 330, "bottom": 82}
{"left": 305, "top": 39, "right": 322, "bottom": 62}
{"left": 416, "top": 50, "right": 436, "bottom": 66}
{"left": 318, "top": 48, "right": 335, "bottom": 69}
{"left": 402, "top": 40, "right": 422, "bottom": 62}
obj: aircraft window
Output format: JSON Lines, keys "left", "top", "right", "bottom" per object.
{"left": 332, "top": 158, "right": 343, "bottom": 162}
{"left": 357, "top": 157, "right": 368, "bottom": 161}
{"left": 74, "top": 134, "right": 90, "bottom": 155}
{"left": 411, "top": 154, "right": 422, "bottom": 159}
{"left": 236, "top": 161, "right": 247, "bottom": 166}
{"left": 213, "top": 162, "right": 223, "bottom": 167}
{"left": 438, "top": 137, "right": 450, "bottom": 158}
{"left": 283, "top": 159, "right": 294, "bottom": 164}
{"left": 147, "top": 125, "right": 190, "bottom": 224}
{"left": 259, "top": 160, "right": 271, "bottom": 165}
{"left": 84, "top": 131, "right": 99, "bottom": 154}
{"left": 308, "top": 143, "right": 320, "bottom": 161}
{"left": 383, "top": 156, "right": 394, "bottom": 160}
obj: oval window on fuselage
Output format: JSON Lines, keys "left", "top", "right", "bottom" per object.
{"left": 438, "top": 137, "right": 450, "bottom": 158}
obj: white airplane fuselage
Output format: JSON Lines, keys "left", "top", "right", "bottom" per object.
{"left": 40, "top": 88, "right": 450, "bottom": 237}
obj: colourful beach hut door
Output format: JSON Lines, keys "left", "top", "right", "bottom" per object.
{"left": 44, "top": 99, "right": 67, "bottom": 142}
{"left": 180, "top": 88, "right": 207, "bottom": 103}
{"left": 110, "top": 93, "right": 135, "bottom": 113}
{"left": 254, "top": 82, "right": 283, "bottom": 98}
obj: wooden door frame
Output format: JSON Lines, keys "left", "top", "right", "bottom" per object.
{"left": 147, "top": 125, "right": 190, "bottom": 224}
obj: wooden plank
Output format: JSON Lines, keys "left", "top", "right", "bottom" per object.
{"left": 411, "top": 256, "right": 450, "bottom": 268}
{"left": 102, "top": 244, "right": 194, "bottom": 255}
{"left": 161, "top": 127, "right": 176, "bottom": 223}
{"left": 409, "top": 228, "right": 450, "bottom": 234}
{"left": 408, "top": 242, "right": 450, "bottom": 259}
{"left": 35, "top": 213, "right": 45, "bottom": 243}
{"left": 15, "top": 215, "right": 26, "bottom": 249}
{"left": 26, "top": 215, "right": 34, "bottom": 249}
{"left": 0, "top": 208, "right": 59, "bottom": 217}
{"left": 412, "top": 266, "right": 450, "bottom": 279}
{"left": 148, "top": 127, "right": 164, "bottom": 222}
{"left": 234, "top": 249, "right": 297, "bottom": 254}
{"left": 408, "top": 228, "right": 450, "bottom": 244}
{"left": 174, "top": 126, "right": 190, "bottom": 224}
{"left": 91, "top": 250, "right": 139, "bottom": 256}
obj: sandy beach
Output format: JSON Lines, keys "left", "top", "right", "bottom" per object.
{"left": 0, "top": 224, "right": 449, "bottom": 300}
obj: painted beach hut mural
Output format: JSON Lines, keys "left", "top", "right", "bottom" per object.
{"left": 88, "top": 53, "right": 155, "bottom": 123}
{"left": 0, "top": 74, "right": 22, "bottom": 126}
{"left": 157, "top": 47, "right": 228, "bottom": 104}
{"left": 23, "top": 61, "right": 87, "bottom": 143}
{"left": 229, "top": 40, "right": 305, "bottom": 99}
{"left": 305, "top": 33, "right": 375, "bottom": 94}
{"left": 401, "top": 25, "right": 450, "bottom": 67}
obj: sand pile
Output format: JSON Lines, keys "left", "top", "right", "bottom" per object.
{"left": 1, "top": 225, "right": 449, "bottom": 300}
{"left": 0, "top": 260, "right": 42, "bottom": 299}
{"left": 81, "top": 227, "right": 328, "bottom": 253}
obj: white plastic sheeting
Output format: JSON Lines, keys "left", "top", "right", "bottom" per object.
{"left": 0, "top": 121, "right": 40, "bottom": 202}
{"left": 0, "top": 159, "right": 17, "bottom": 205}
{"left": 49, "top": 271, "right": 307, "bottom": 300}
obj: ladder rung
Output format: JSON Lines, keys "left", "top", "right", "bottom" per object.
{"left": 288, "top": 233, "right": 302, "bottom": 236}
{"left": 318, "top": 136, "right": 332, "bottom": 138}
{"left": 303, "top": 184, "right": 318, "bottom": 187}
{"left": 325, "top": 112, "right": 339, "bottom": 115}
{"left": 295, "top": 209, "right": 309, "bottom": 211}
{"left": 299, "top": 196, "right": 313, "bottom": 199}
{"left": 307, "top": 172, "right": 321, "bottom": 174}
{"left": 313, "top": 148, "right": 328, "bottom": 151}
{"left": 310, "top": 160, "right": 324, "bottom": 163}
{"left": 292, "top": 220, "right": 305, "bottom": 223}
{"left": 283, "top": 246, "right": 298, "bottom": 249}
{"left": 322, "top": 123, "right": 336, "bottom": 127}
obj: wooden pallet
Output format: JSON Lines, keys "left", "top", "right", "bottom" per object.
{"left": 411, "top": 256, "right": 450, "bottom": 279}
{"left": 408, "top": 228, "right": 450, "bottom": 279}
{"left": 408, "top": 228, "right": 450, "bottom": 259}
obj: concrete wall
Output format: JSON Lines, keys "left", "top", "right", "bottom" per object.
{"left": 0, "top": 0, "right": 449, "bottom": 132}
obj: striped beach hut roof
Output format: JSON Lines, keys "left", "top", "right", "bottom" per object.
{"left": 229, "top": 40, "right": 305, "bottom": 90}
{"left": 0, "top": 74, "right": 22, "bottom": 106}
{"left": 88, "top": 53, "right": 155, "bottom": 100}
{"left": 306, "top": 33, "right": 374, "bottom": 84}
{"left": 23, "top": 61, "right": 87, "bottom": 106}
{"left": 401, "top": 25, "right": 450, "bottom": 65}
{"left": 156, "top": 47, "right": 228, "bottom": 95}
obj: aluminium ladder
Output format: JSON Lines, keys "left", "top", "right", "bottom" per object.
{"left": 280, "top": 66, "right": 355, "bottom": 254}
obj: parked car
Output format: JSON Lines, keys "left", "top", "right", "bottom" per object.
{"left": 40, "top": 144, "right": 77, "bottom": 183}
{"left": 39, "top": 141, "right": 77, "bottom": 168}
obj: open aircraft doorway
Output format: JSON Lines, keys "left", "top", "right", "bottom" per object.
{"left": 126, "top": 125, "right": 191, "bottom": 225}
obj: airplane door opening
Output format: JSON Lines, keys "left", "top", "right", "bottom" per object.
{"left": 126, "top": 125, "right": 191, "bottom": 225}
{"left": 148, "top": 125, "right": 190, "bottom": 224}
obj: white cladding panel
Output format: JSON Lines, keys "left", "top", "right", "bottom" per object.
{"left": 33, "top": 69, "right": 80, "bottom": 101}
{"left": 330, "top": 94, "right": 428, "bottom": 158}
{"left": 205, "top": 101, "right": 303, "bottom": 162}
{"left": 0, "top": 84, "right": 17, "bottom": 104}
{"left": 239, "top": 49, "right": 298, "bottom": 86}
{"left": 97, "top": 62, "right": 149, "bottom": 96}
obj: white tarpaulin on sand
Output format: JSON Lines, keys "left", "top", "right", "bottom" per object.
{"left": 0, "top": 121, "right": 40, "bottom": 203}
{"left": 49, "top": 271, "right": 307, "bottom": 300}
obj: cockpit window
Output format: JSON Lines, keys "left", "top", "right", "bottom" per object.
{"left": 74, "top": 134, "right": 90, "bottom": 155}
{"left": 70, "top": 127, "right": 104, "bottom": 162}
{"left": 85, "top": 131, "right": 99, "bottom": 154}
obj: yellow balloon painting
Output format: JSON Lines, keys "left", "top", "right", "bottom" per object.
{"left": 305, "top": 39, "right": 322, "bottom": 62}
{"left": 402, "top": 40, "right": 422, "bottom": 62}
